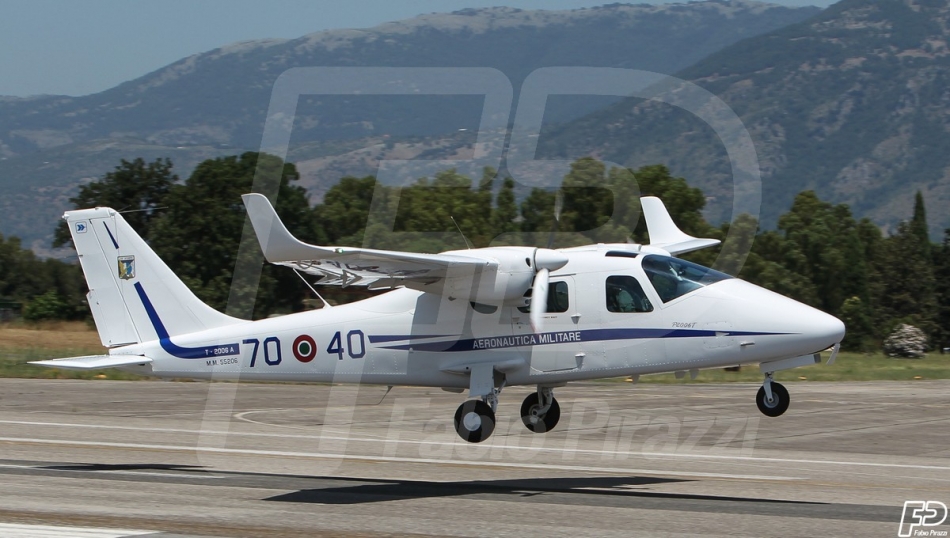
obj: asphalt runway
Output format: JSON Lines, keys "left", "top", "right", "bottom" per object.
{"left": 0, "top": 378, "right": 948, "bottom": 537}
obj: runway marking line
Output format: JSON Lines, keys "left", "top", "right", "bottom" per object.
{"left": 1, "top": 419, "right": 949, "bottom": 473}
{"left": 0, "top": 522, "right": 157, "bottom": 537}
{"left": 0, "top": 435, "right": 800, "bottom": 482}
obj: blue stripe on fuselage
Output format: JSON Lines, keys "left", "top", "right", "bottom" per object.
{"left": 133, "top": 282, "right": 240, "bottom": 359}
{"left": 374, "top": 328, "right": 790, "bottom": 352}
{"left": 367, "top": 334, "right": 453, "bottom": 344}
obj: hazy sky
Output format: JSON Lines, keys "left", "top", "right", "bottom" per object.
{"left": 0, "top": 0, "right": 836, "bottom": 97}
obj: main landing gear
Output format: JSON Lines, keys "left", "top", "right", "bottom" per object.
{"left": 454, "top": 399, "right": 496, "bottom": 443}
{"left": 756, "top": 373, "right": 790, "bottom": 417}
{"left": 454, "top": 389, "right": 498, "bottom": 443}
{"left": 521, "top": 387, "right": 560, "bottom": 433}
{"left": 454, "top": 385, "right": 561, "bottom": 443}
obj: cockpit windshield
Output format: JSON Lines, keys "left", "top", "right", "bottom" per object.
{"left": 641, "top": 255, "right": 732, "bottom": 303}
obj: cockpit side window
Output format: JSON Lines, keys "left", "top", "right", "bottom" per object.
{"left": 606, "top": 275, "right": 653, "bottom": 313}
{"left": 641, "top": 255, "right": 732, "bottom": 303}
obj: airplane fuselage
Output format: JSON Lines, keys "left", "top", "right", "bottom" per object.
{"left": 114, "top": 247, "right": 843, "bottom": 387}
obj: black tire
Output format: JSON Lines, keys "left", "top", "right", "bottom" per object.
{"left": 756, "top": 382, "right": 790, "bottom": 417}
{"left": 520, "top": 392, "right": 561, "bottom": 433}
{"left": 454, "top": 400, "right": 496, "bottom": 443}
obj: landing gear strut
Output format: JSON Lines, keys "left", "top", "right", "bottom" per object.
{"left": 521, "top": 386, "right": 560, "bottom": 433}
{"left": 756, "top": 373, "right": 789, "bottom": 417}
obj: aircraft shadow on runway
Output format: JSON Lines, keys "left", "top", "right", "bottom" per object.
{"left": 42, "top": 463, "right": 206, "bottom": 472}
{"left": 6, "top": 461, "right": 893, "bottom": 523}
{"left": 264, "top": 475, "right": 825, "bottom": 506}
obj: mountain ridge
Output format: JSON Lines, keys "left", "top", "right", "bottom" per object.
{"left": 539, "top": 0, "right": 950, "bottom": 234}
{"left": 0, "top": 1, "right": 822, "bottom": 251}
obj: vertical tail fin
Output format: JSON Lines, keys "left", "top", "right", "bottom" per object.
{"left": 64, "top": 207, "right": 241, "bottom": 347}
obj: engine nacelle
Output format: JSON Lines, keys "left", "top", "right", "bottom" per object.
{"left": 433, "top": 246, "right": 566, "bottom": 305}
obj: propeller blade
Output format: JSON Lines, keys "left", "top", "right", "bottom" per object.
{"left": 530, "top": 268, "right": 549, "bottom": 331}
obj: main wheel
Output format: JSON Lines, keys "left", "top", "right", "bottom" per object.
{"left": 454, "top": 400, "right": 496, "bottom": 443}
{"left": 756, "top": 382, "right": 790, "bottom": 417}
{"left": 520, "top": 392, "right": 561, "bottom": 433}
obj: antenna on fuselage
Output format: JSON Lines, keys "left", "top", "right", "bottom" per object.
{"left": 546, "top": 190, "right": 563, "bottom": 249}
{"left": 450, "top": 216, "right": 473, "bottom": 250}
{"left": 293, "top": 268, "right": 332, "bottom": 309}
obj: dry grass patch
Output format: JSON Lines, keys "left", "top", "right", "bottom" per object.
{"left": 0, "top": 321, "right": 104, "bottom": 350}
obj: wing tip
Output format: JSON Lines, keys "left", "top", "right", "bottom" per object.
{"left": 641, "top": 196, "right": 720, "bottom": 256}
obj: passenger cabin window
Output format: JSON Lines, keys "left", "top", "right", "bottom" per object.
{"left": 518, "top": 281, "right": 569, "bottom": 314}
{"left": 641, "top": 255, "right": 732, "bottom": 303}
{"left": 606, "top": 276, "right": 653, "bottom": 313}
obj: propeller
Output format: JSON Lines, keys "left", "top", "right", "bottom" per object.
{"left": 530, "top": 267, "right": 549, "bottom": 331}
{"left": 530, "top": 248, "right": 568, "bottom": 331}
{"left": 533, "top": 191, "right": 567, "bottom": 332}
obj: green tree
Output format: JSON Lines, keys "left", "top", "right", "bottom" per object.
{"left": 519, "top": 188, "right": 556, "bottom": 243}
{"left": 839, "top": 296, "right": 875, "bottom": 352}
{"left": 0, "top": 234, "right": 87, "bottom": 320}
{"left": 53, "top": 158, "right": 176, "bottom": 247}
{"left": 878, "top": 220, "right": 939, "bottom": 341}
{"left": 315, "top": 175, "right": 382, "bottom": 245}
{"left": 738, "top": 228, "right": 820, "bottom": 307}
{"left": 148, "top": 152, "right": 314, "bottom": 318}
{"left": 910, "top": 190, "right": 931, "bottom": 261}
{"left": 559, "top": 157, "right": 613, "bottom": 235}
{"left": 490, "top": 176, "right": 519, "bottom": 240}
{"left": 22, "top": 290, "right": 69, "bottom": 322}
{"left": 775, "top": 191, "right": 868, "bottom": 316}
{"left": 934, "top": 230, "right": 950, "bottom": 349}
{"left": 854, "top": 218, "right": 886, "bottom": 333}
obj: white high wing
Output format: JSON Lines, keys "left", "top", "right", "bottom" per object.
{"left": 35, "top": 195, "right": 845, "bottom": 442}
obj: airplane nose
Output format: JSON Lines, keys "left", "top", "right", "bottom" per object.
{"left": 768, "top": 296, "right": 846, "bottom": 354}
{"left": 809, "top": 309, "right": 846, "bottom": 348}
{"left": 711, "top": 280, "right": 846, "bottom": 355}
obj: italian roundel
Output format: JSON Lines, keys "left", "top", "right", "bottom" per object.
{"left": 293, "top": 335, "right": 317, "bottom": 363}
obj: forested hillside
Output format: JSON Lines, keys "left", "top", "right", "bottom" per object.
{"left": 539, "top": 0, "right": 950, "bottom": 235}
{"left": 4, "top": 153, "right": 947, "bottom": 354}
{"left": 0, "top": 1, "right": 821, "bottom": 251}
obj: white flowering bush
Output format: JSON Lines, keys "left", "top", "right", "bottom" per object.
{"left": 883, "top": 324, "right": 928, "bottom": 358}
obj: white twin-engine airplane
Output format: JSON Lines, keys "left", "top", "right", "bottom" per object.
{"left": 34, "top": 194, "right": 845, "bottom": 443}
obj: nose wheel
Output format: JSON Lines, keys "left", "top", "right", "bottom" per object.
{"left": 521, "top": 387, "right": 560, "bottom": 433}
{"left": 756, "top": 374, "right": 789, "bottom": 417}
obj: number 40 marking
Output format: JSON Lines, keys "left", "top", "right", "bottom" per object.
{"left": 327, "top": 330, "right": 365, "bottom": 360}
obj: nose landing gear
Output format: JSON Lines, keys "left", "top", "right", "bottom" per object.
{"left": 756, "top": 373, "right": 789, "bottom": 417}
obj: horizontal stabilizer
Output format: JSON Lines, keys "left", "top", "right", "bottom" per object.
{"left": 30, "top": 355, "right": 153, "bottom": 371}
{"left": 641, "top": 196, "right": 720, "bottom": 256}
